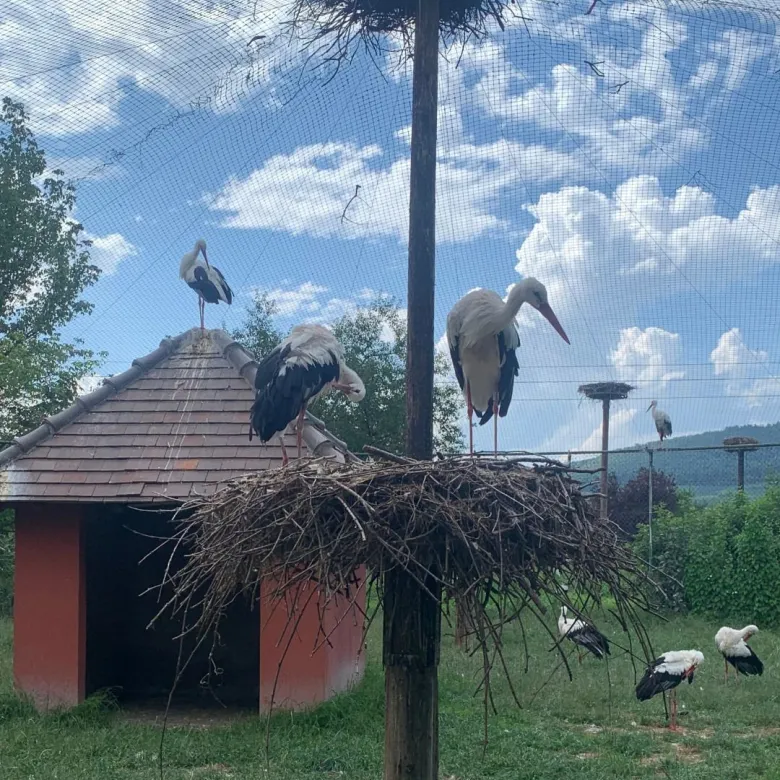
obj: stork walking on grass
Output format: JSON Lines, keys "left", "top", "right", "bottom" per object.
{"left": 249, "top": 324, "right": 365, "bottom": 465}
{"left": 647, "top": 400, "right": 672, "bottom": 445}
{"left": 636, "top": 650, "right": 704, "bottom": 730}
{"left": 715, "top": 625, "right": 763, "bottom": 682}
{"left": 446, "top": 278, "right": 569, "bottom": 455}
{"left": 179, "top": 239, "right": 233, "bottom": 329}
{"left": 557, "top": 606, "right": 610, "bottom": 663}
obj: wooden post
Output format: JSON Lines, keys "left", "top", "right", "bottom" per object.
{"left": 384, "top": 1, "right": 440, "bottom": 779}
{"left": 600, "top": 398, "right": 610, "bottom": 520}
{"left": 647, "top": 449, "right": 654, "bottom": 568}
{"left": 737, "top": 450, "right": 745, "bottom": 492}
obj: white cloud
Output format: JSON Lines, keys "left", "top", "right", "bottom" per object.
{"left": 576, "top": 408, "right": 637, "bottom": 452}
{"left": 709, "top": 328, "right": 780, "bottom": 407}
{"left": 77, "top": 375, "right": 105, "bottom": 395}
{"left": 2, "top": 0, "right": 296, "bottom": 137}
{"left": 85, "top": 232, "right": 137, "bottom": 275}
{"left": 610, "top": 326, "right": 685, "bottom": 390}
{"left": 513, "top": 176, "right": 780, "bottom": 335}
{"left": 258, "top": 282, "right": 378, "bottom": 325}
{"left": 208, "top": 137, "right": 581, "bottom": 244}
{"left": 711, "top": 29, "right": 770, "bottom": 92}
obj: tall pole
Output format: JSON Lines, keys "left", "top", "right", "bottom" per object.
{"left": 600, "top": 398, "right": 610, "bottom": 520}
{"left": 737, "top": 450, "right": 745, "bottom": 492}
{"left": 384, "top": 1, "right": 440, "bottom": 779}
{"left": 647, "top": 448, "right": 654, "bottom": 568}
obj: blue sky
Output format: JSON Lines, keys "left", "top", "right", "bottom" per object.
{"left": 5, "top": 0, "right": 780, "bottom": 453}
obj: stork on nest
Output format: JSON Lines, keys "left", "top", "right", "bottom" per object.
{"left": 151, "top": 453, "right": 653, "bottom": 732}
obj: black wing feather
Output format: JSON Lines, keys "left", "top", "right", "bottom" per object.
{"left": 250, "top": 347, "right": 340, "bottom": 443}
{"left": 568, "top": 624, "right": 610, "bottom": 659}
{"left": 478, "top": 329, "right": 520, "bottom": 426}
{"left": 449, "top": 337, "right": 466, "bottom": 393}
{"left": 635, "top": 657, "right": 683, "bottom": 701}
{"left": 188, "top": 267, "right": 222, "bottom": 303}
{"left": 726, "top": 647, "right": 764, "bottom": 676}
{"left": 211, "top": 265, "right": 233, "bottom": 304}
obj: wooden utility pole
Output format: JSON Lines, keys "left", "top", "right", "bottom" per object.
{"left": 600, "top": 398, "right": 610, "bottom": 520}
{"left": 384, "top": 1, "right": 440, "bottom": 779}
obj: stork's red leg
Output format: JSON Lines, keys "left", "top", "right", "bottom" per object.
{"left": 279, "top": 434, "right": 289, "bottom": 467}
{"left": 199, "top": 298, "right": 205, "bottom": 330}
{"left": 466, "top": 384, "right": 474, "bottom": 456}
{"left": 296, "top": 405, "right": 306, "bottom": 460}
{"left": 493, "top": 391, "right": 499, "bottom": 456}
{"left": 724, "top": 658, "right": 729, "bottom": 683}
{"left": 669, "top": 690, "right": 679, "bottom": 730}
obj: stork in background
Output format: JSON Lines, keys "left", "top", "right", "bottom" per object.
{"left": 636, "top": 650, "right": 704, "bottom": 730}
{"left": 647, "top": 400, "right": 672, "bottom": 446}
{"left": 715, "top": 625, "right": 763, "bottom": 682}
{"left": 250, "top": 324, "right": 365, "bottom": 465}
{"left": 446, "top": 278, "right": 569, "bottom": 455}
{"left": 179, "top": 238, "right": 234, "bottom": 329}
{"left": 557, "top": 606, "right": 610, "bottom": 663}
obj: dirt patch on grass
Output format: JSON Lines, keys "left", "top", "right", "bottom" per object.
{"left": 673, "top": 744, "right": 703, "bottom": 764}
{"left": 576, "top": 752, "right": 599, "bottom": 760}
{"left": 119, "top": 704, "right": 253, "bottom": 729}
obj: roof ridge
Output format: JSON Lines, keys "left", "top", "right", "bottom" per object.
{"left": 0, "top": 328, "right": 199, "bottom": 469}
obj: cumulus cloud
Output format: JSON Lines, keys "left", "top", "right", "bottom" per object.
{"left": 576, "top": 408, "right": 638, "bottom": 452}
{"left": 513, "top": 176, "right": 780, "bottom": 335}
{"left": 610, "top": 326, "right": 685, "bottom": 391}
{"left": 85, "top": 232, "right": 137, "bottom": 275}
{"left": 208, "top": 137, "right": 581, "bottom": 244}
{"left": 257, "top": 281, "right": 376, "bottom": 324}
{"left": 2, "top": 0, "right": 295, "bottom": 136}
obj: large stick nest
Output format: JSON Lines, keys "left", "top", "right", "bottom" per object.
{"left": 154, "top": 455, "right": 652, "bottom": 713}
{"left": 578, "top": 381, "right": 635, "bottom": 401}
{"left": 289, "top": 0, "right": 518, "bottom": 61}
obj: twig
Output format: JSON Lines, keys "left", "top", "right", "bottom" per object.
{"left": 340, "top": 184, "right": 361, "bottom": 224}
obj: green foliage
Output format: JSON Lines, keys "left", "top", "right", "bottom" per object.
{"left": 233, "top": 294, "right": 464, "bottom": 455}
{"left": 0, "top": 511, "right": 12, "bottom": 618}
{"left": 0, "top": 97, "right": 103, "bottom": 441}
{"left": 635, "top": 487, "right": 780, "bottom": 625}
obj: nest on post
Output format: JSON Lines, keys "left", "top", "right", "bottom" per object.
{"left": 289, "top": 0, "right": 517, "bottom": 62}
{"left": 152, "top": 454, "right": 652, "bottom": 727}
{"left": 578, "top": 381, "right": 636, "bottom": 402}
{"left": 723, "top": 436, "right": 760, "bottom": 452}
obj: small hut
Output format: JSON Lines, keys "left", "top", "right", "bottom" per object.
{"left": 0, "top": 328, "right": 366, "bottom": 712}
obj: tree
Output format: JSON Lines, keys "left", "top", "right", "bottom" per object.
{"left": 609, "top": 467, "right": 678, "bottom": 538}
{"left": 0, "top": 98, "right": 103, "bottom": 441}
{"left": 234, "top": 294, "right": 465, "bottom": 455}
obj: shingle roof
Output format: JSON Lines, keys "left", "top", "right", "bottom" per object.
{"left": 0, "top": 328, "right": 353, "bottom": 503}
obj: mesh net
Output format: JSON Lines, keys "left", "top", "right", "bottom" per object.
{"left": 5, "top": 0, "right": 780, "bottom": 462}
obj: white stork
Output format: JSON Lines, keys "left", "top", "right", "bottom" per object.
{"left": 249, "top": 324, "right": 365, "bottom": 465}
{"left": 647, "top": 400, "right": 672, "bottom": 445}
{"left": 715, "top": 625, "right": 763, "bottom": 682}
{"left": 179, "top": 239, "right": 233, "bottom": 329}
{"left": 557, "top": 606, "right": 610, "bottom": 663}
{"left": 635, "top": 649, "right": 704, "bottom": 730}
{"left": 446, "top": 278, "right": 569, "bottom": 455}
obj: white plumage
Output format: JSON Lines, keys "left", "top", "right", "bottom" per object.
{"left": 179, "top": 238, "right": 233, "bottom": 329}
{"left": 636, "top": 649, "right": 704, "bottom": 730}
{"left": 446, "top": 278, "right": 569, "bottom": 455}
{"left": 647, "top": 400, "right": 672, "bottom": 444}
{"left": 557, "top": 606, "right": 610, "bottom": 662}
{"left": 715, "top": 625, "right": 763, "bottom": 680}
{"left": 250, "top": 324, "right": 365, "bottom": 465}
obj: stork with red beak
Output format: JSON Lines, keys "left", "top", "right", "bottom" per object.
{"left": 636, "top": 649, "right": 704, "bottom": 730}
{"left": 446, "top": 277, "right": 569, "bottom": 455}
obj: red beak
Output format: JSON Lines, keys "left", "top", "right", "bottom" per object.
{"left": 538, "top": 303, "right": 570, "bottom": 344}
{"left": 201, "top": 246, "right": 210, "bottom": 267}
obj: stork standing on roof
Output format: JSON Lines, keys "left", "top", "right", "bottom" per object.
{"left": 647, "top": 400, "right": 672, "bottom": 446}
{"left": 636, "top": 650, "right": 704, "bottom": 730}
{"left": 715, "top": 625, "right": 763, "bottom": 682}
{"left": 557, "top": 606, "right": 610, "bottom": 664}
{"left": 179, "top": 239, "right": 233, "bottom": 329}
{"left": 249, "top": 324, "right": 365, "bottom": 465}
{"left": 446, "top": 278, "right": 569, "bottom": 455}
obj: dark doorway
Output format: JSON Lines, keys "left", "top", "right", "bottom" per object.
{"left": 84, "top": 506, "right": 259, "bottom": 707}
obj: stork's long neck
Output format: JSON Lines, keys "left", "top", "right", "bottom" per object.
{"left": 492, "top": 281, "right": 533, "bottom": 332}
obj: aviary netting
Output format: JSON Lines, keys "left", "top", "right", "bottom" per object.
{"left": 152, "top": 453, "right": 655, "bottom": 734}
{"left": 287, "top": 0, "right": 519, "bottom": 65}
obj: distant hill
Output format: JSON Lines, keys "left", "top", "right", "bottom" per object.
{"left": 575, "top": 423, "right": 780, "bottom": 502}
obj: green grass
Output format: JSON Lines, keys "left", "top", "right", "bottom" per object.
{"left": 2, "top": 612, "right": 780, "bottom": 779}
